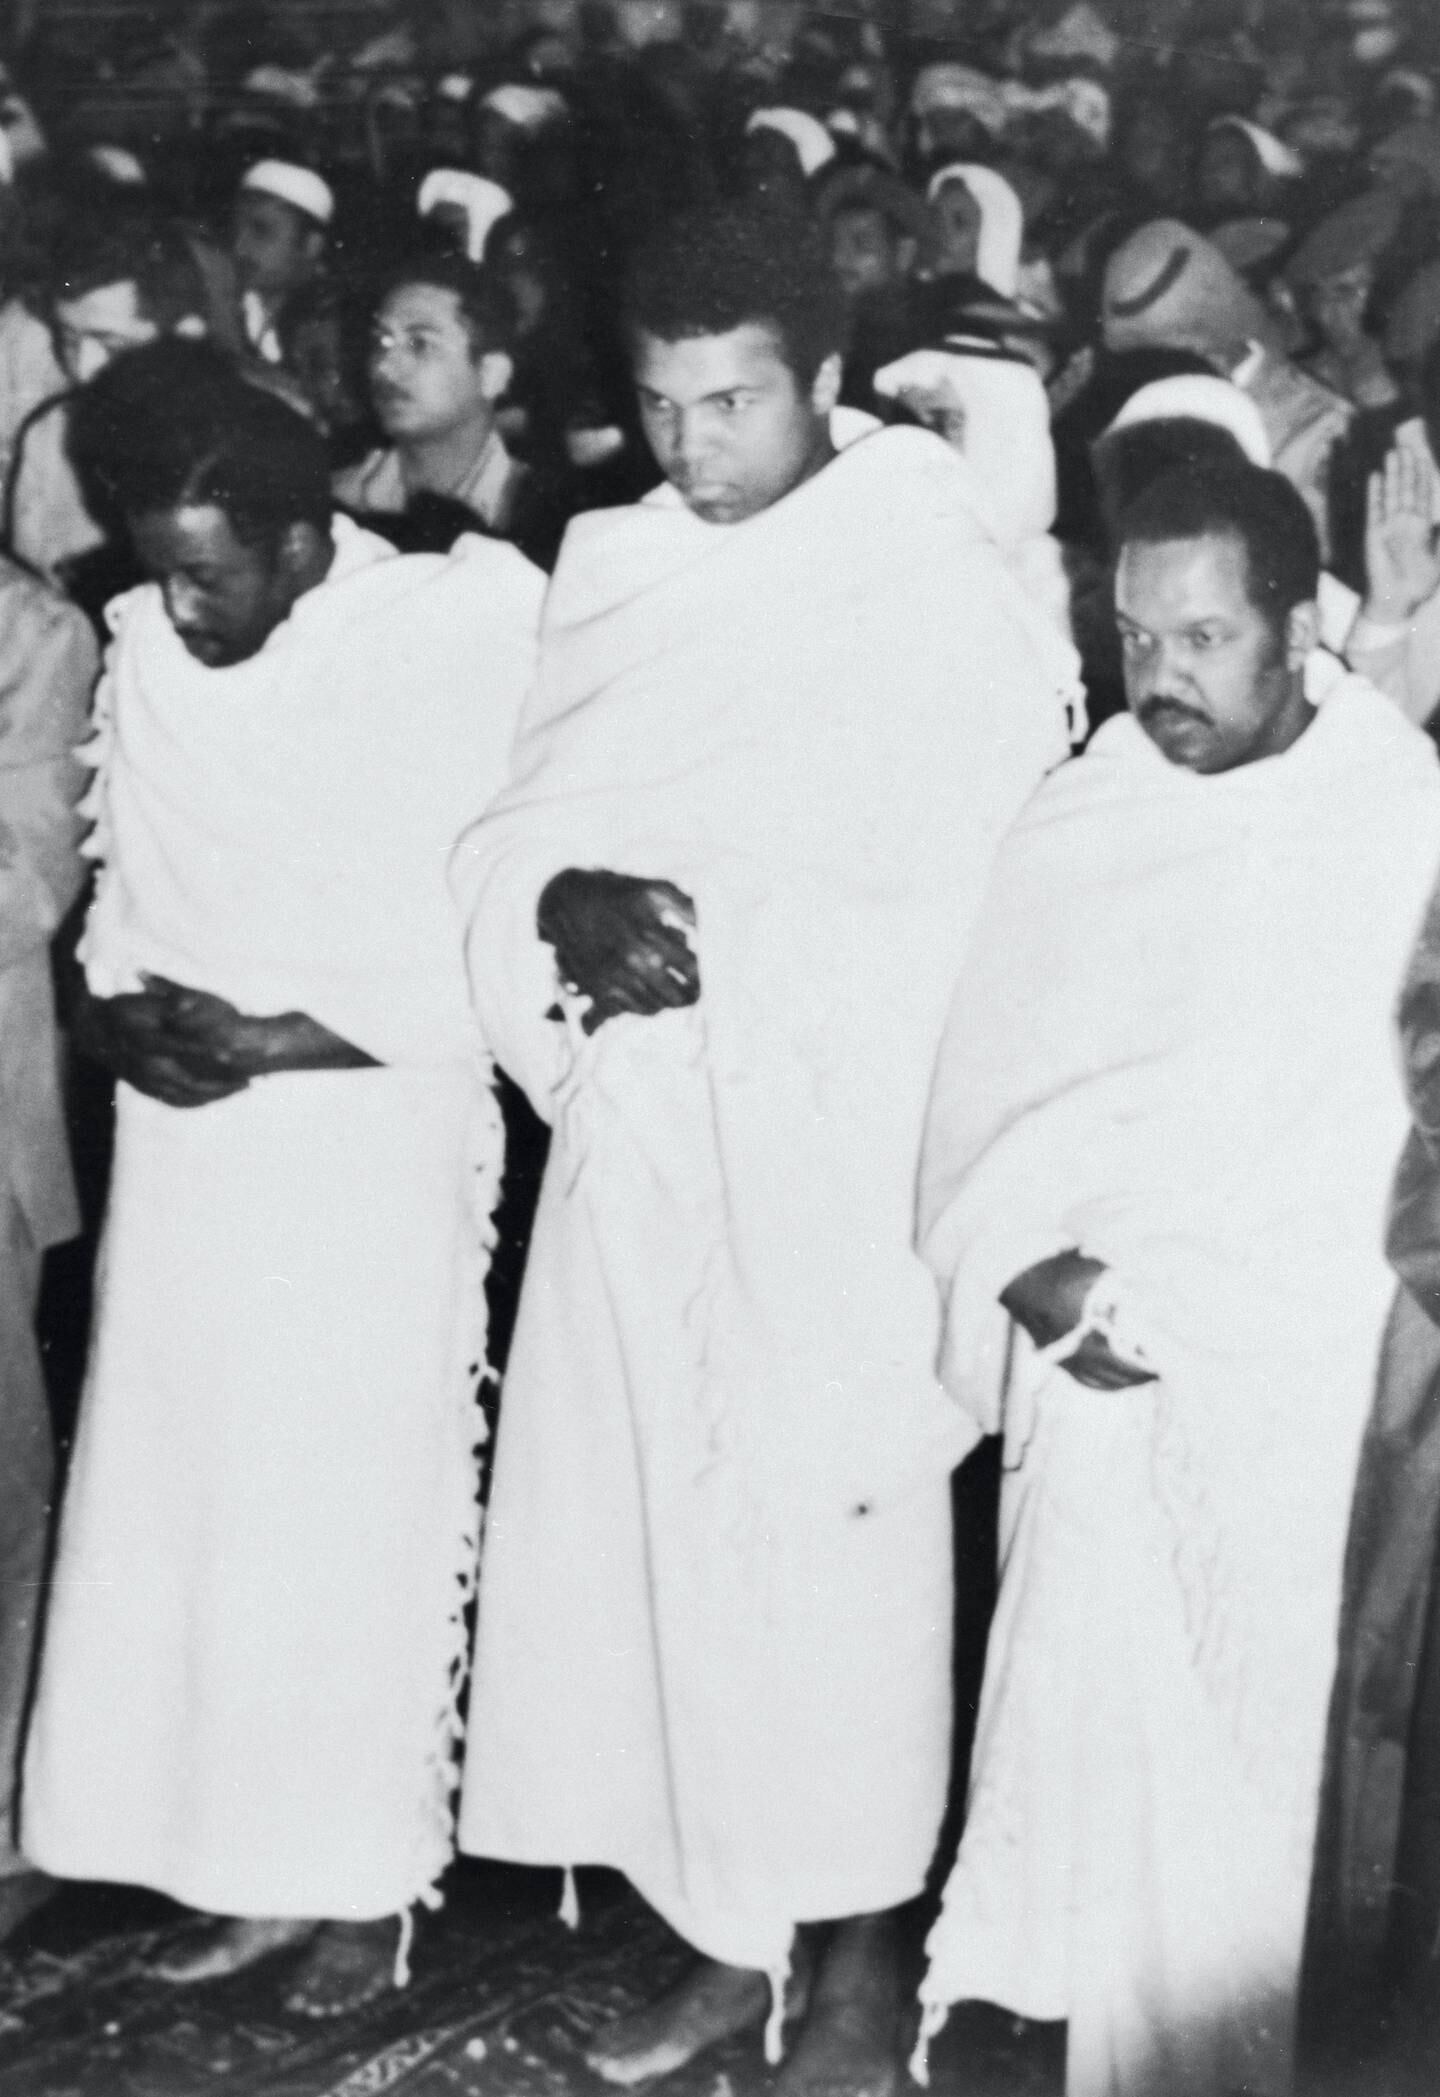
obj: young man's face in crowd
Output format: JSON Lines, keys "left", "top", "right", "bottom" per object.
{"left": 633, "top": 322, "right": 838, "bottom": 526}
{"left": 231, "top": 191, "right": 324, "bottom": 302}
{"left": 828, "top": 205, "right": 911, "bottom": 304}
{"left": 367, "top": 282, "right": 507, "bottom": 444}
{"left": 54, "top": 279, "right": 161, "bottom": 384}
{"left": 1115, "top": 529, "right": 1314, "bottom": 774}
{"left": 930, "top": 181, "right": 982, "bottom": 279}
{"left": 131, "top": 503, "right": 312, "bottom": 668}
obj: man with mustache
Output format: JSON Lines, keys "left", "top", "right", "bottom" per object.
{"left": 335, "top": 253, "right": 567, "bottom": 567}
{"left": 913, "top": 463, "right": 1440, "bottom": 2097}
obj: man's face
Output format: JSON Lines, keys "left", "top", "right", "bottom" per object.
{"left": 131, "top": 503, "right": 309, "bottom": 668}
{"left": 1116, "top": 531, "right": 1313, "bottom": 774}
{"left": 829, "top": 206, "right": 906, "bottom": 304}
{"left": 1198, "top": 129, "right": 1260, "bottom": 213}
{"left": 930, "top": 181, "right": 982, "bottom": 278}
{"left": 54, "top": 280, "right": 161, "bottom": 383}
{"left": 368, "top": 283, "right": 498, "bottom": 444}
{"left": 633, "top": 323, "right": 837, "bottom": 525}
{"left": 231, "top": 191, "right": 323, "bottom": 302}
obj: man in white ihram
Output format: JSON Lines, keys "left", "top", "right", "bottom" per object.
{"left": 23, "top": 362, "right": 542, "bottom": 2018}
{"left": 913, "top": 463, "right": 1440, "bottom": 2097}
{"left": 451, "top": 200, "right": 1075, "bottom": 2097}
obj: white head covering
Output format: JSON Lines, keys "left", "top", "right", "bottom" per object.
{"left": 481, "top": 83, "right": 569, "bottom": 132}
{"left": 745, "top": 107, "right": 838, "bottom": 178}
{"left": 416, "top": 170, "right": 515, "bottom": 261}
{"left": 873, "top": 344, "right": 1056, "bottom": 547}
{"left": 1106, "top": 374, "right": 1273, "bottom": 464}
{"left": 88, "top": 143, "right": 147, "bottom": 187}
{"left": 1208, "top": 115, "right": 1305, "bottom": 180}
{"left": 910, "top": 63, "right": 1008, "bottom": 139}
{"left": 240, "top": 159, "right": 335, "bottom": 227}
{"left": 926, "top": 164, "right": 1023, "bottom": 298}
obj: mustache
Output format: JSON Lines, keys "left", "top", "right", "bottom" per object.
{"left": 1138, "top": 694, "right": 1208, "bottom": 726}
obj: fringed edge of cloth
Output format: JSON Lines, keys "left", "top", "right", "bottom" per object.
{"left": 411, "top": 1060, "right": 505, "bottom": 1908}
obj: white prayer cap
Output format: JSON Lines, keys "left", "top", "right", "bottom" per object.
{"left": 242, "top": 63, "right": 321, "bottom": 111}
{"left": 416, "top": 170, "right": 514, "bottom": 262}
{"left": 437, "top": 72, "right": 475, "bottom": 104}
{"left": 745, "top": 107, "right": 838, "bottom": 179}
{"left": 481, "top": 83, "right": 568, "bottom": 132}
{"left": 1207, "top": 115, "right": 1305, "bottom": 181}
{"left": 926, "top": 163, "right": 1023, "bottom": 299}
{"left": 1106, "top": 374, "right": 1272, "bottom": 466}
{"left": 240, "top": 159, "right": 334, "bottom": 226}
{"left": 88, "top": 143, "right": 147, "bottom": 187}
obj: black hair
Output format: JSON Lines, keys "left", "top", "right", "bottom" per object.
{"left": 71, "top": 341, "right": 331, "bottom": 547}
{"left": 621, "top": 199, "right": 848, "bottom": 385}
{"left": 373, "top": 250, "right": 517, "bottom": 356}
{"left": 1116, "top": 464, "right": 1320, "bottom": 631}
{"left": 46, "top": 209, "right": 206, "bottom": 332}
{"left": 1092, "top": 418, "right": 1253, "bottom": 544}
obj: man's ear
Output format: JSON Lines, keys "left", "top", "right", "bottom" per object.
{"left": 277, "top": 518, "right": 331, "bottom": 583}
{"left": 1285, "top": 597, "right": 1320, "bottom": 670}
{"left": 810, "top": 350, "right": 843, "bottom": 416}
{"left": 301, "top": 227, "right": 326, "bottom": 267}
{"left": 478, "top": 349, "right": 514, "bottom": 403}
{"left": 896, "top": 235, "right": 919, "bottom": 277}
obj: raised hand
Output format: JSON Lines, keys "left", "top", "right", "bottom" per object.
{"left": 1364, "top": 437, "right": 1440, "bottom": 626}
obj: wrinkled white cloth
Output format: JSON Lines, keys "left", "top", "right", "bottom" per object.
{"left": 24, "top": 520, "right": 543, "bottom": 1919}
{"left": 453, "top": 416, "right": 1073, "bottom": 1973}
{"left": 915, "top": 676, "right": 1440, "bottom": 2096}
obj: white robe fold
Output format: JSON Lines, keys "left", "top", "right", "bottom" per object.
{"left": 24, "top": 519, "right": 544, "bottom": 1919}
{"left": 915, "top": 676, "right": 1440, "bottom": 2096}
{"left": 452, "top": 420, "right": 1074, "bottom": 1971}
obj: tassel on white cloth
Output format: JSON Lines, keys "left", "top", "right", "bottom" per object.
{"left": 763, "top": 1951, "right": 791, "bottom": 2066}
{"left": 393, "top": 1904, "right": 416, "bottom": 1989}
{"left": 908, "top": 1997, "right": 949, "bottom": 2085}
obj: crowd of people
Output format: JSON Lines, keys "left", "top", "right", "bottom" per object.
{"left": 6, "top": 1, "right": 1440, "bottom": 2095}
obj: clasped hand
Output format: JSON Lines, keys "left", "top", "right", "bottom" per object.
{"left": 76, "top": 975, "right": 270, "bottom": 1109}
{"left": 537, "top": 869, "right": 699, "bottom": 1036}
{"left": 76, "top": 976, "right": 374, "bottom": 1108}
{"left": 999, "top": 1249, "right": 1157, "bottom": 1391}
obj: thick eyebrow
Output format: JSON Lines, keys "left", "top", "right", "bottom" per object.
{"left": 637, "top": 381, "right": 755, "bottom": 406}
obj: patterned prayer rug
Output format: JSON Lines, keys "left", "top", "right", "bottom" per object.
{"left": 0, "top": 1864, "right": 1062, "bottom": 2097}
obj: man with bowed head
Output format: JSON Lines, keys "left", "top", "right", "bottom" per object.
{"left": 22, "top": 359, "right": 543, "bottom": 2017}
{"left": 914, "top": 465, "right": 1440, "bottom": 2097}
{"left": 452, "top": 200, "right": 1075, "bottom": 2097}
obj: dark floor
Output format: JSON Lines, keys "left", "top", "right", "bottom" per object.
{"left": 0, "top": 1863, "right": 1065, "bottom": 2097}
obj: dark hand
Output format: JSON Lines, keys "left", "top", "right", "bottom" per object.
{"left": 74, "top": 980, "right": 251, "bottom": 1109}
{"left": 142, "top": 977, "right": 378, "bottom": 1076}
{"left": 537, "top": 869, "right": 699, "bottom": 1036}
{"left": 1000, "top": 1249, "right": 1157, "bottom": 1391}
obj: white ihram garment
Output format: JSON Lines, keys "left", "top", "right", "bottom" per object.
{"left": 915, "top": 677, "right": 1440, "bottom": 2096}
{"left": 23, "top": 519, "right": 543, "bottom": 1920}
{"left": 451, "top": 417, "right": 1075, "bottom": 1985}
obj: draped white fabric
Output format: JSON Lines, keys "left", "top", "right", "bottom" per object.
{"left": 452, "top": 420, "right": 1073, "bottom": 1970}
{"left": 916, "top": 677, "right": 1440, "bottom": 2095}
{"left": 24, "top": 523, "right": 541, "bottom": 1918}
